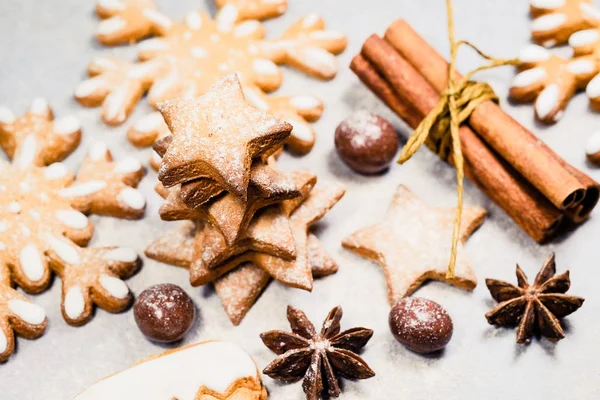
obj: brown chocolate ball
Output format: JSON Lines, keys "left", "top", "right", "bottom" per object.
{"left": 389, "top": 297, "right": 453, "bottom": 354}
{"left": 134, "top": 284, "right": 195, "bottom": 343}
{"left": 335, "top": 111, "right": 399, "bottom": 174}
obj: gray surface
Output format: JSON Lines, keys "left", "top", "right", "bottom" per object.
{"left": 1, "top": 0, "right": 599, "bottom": 398}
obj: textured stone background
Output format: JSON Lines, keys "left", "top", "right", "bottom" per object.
{"left": 1, "top": 0, "right": 599, "bottom": 398}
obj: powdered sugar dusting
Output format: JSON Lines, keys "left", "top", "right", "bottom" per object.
{"left": 390, "top": 297, "right": 453, "bottom": 351}
{"left": 214, "top": 263, "right": 270, "bottom": 325}
{"left": 339, "top": 110, "right": 384, "bottom": 149}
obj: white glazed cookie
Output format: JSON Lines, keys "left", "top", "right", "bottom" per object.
{"left": 72, "top": 341, "right": 267, "bottom": 399}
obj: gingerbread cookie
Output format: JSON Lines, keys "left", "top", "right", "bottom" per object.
{"left": 530, "top": 0, "right": 600, "bottom": 47}
{"left": 249, "top": 182, "right": 344, "bottom": 290}
{"left": 127, "top": 111, "right": 169, "bottom": 150}
{"left": 74, "top": 56, "right": 164, "bottom": 126}
{"left": 192, "top": 183, "right": 345, "bottom": 290}
{"left": 257, "top": 13, "right": 347, "bottom": 80}
{"left": 214, "top": 263, "right": 271, "bottom": 326}
{"left": 157, "top": 185, "right": 207, "bottom": 222}
{"left": 46, "top": 239, "right": 140, "bottom": 326}
{"left": 217, "top": 233, "right": 340, "bottom": 326}
{"left": 510, "top": 44, "right": 597, "bottom": 123}
{"left": 84, "top": 7, "right": 346, "bottom": 133}
{"left": 342, "top": 185, "right": 484, "bottom": 305}
{"left": 0, "top": 262, "right": 47, "bottom": 363}
{"left": 0, "top": 98, "right": 81, "bottom": 168}
{"left": 0, "top": 160, "right": 91, "bottom": 293}
{"left": 586, "top": 130, "right": 600, "bottom": 165}
{"left": 157, "top": 74, "right": 291, "bottom": 198}
{"left": 144, "top": 221, "right": 197, "bottom": 268}
{"left": 189, "top": 170, "right": 315, "bottom": 275}
{"left": 146, "top": 223, "right": 338, "bottom": 325}
{"left": 186, "top": 163, "right": 301, "bottom": 245}
{"left": 61, "top": 142, "right": 146, "bottom": 219}
{"left": 0, "top": 154, "right": 142, "bottom": 327}
{"left": 242, "top": 86, "right": 324, "bottom": 154}
{"left": 96, "top": 0, "right": 173, "bottom": 45}
{"left": 72, "top": 341, "right": 267, "bottom": 399}
{"left": 569, "top": 27, "right": 600, "bottom": 110}
{"left": 214, "top": 0, "right": 287, "bottom": 27}
{"left": 144, "top": 85, "right": 324, "bottom": 164}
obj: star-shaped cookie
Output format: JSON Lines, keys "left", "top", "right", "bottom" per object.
{"left": 188, "top": 170, "right": 317, "bottom": 284}
{"left": 157, "top": 74, "right": 292, "bottom": 199}
{"left": 192, "top": 182, "right": 345, "bottom": 290}
{"left": 191, "top": 162, "right": 301, "bottom": 244}
{"left": 144, "top": 222, "right": 338, "bottom": 325}
{"left": 342, "top": 185, "right": 485, "bottom": 305}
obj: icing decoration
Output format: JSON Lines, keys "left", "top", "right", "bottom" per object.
{"left": 73, "top": 341, "right": 265, "bottom": 399}
{"left": 102, "top": 247, "right": 138, "bottom": 262}
{"left": 7, "top": 299, "right": 46, "bottom": 325}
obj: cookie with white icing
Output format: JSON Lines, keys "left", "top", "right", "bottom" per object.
{"left": 65, "top": 142, "right": 147, "bottom": 219}
{"left": 214, "top": 0, "right": 288, "bottom": 28}
{"left": 72, "top": 341, "right": 267, "bottom": 399}
{"left": 0, "top": 142, "right": 143, "bottom": 328}
{"left": 530, "top": 0, "right": 600, "bottom": 48}
{"left": 96, "top": 0, "right": 173, "bottom": 46}
{"left": 0, "top": 97, "right": 81, "bottom": 168}
{"left": 0, "top": 262, "right": 47, "bottom": 363}
{"left": 510, "top": 44, "right": 597, "bottom": 123}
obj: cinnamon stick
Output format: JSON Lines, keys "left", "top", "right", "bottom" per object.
{"left": 352, "top": 39, "right": 563, "bottom": 242}
{"left": 384, "top": 19, "right": 599, "bottom": 218}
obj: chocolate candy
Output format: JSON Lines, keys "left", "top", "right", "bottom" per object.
{"left": 388, "top": 297, "right": 453, "bottom": 354}
{"left": 134, "top": 283, "right": 195, "bottom": 343}
{"left": 334, "top": 111, "right": 399, "bottom": 174}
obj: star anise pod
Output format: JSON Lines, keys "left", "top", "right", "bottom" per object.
{"left": 260, "top": 305, "right": 375, "bottom": 399}
{"left": 485, "top": 253, "right": 584, "bottom": 344}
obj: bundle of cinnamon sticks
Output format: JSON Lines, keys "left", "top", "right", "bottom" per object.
{"left": 351, "top": 20, "right": 599, "bottom": 243}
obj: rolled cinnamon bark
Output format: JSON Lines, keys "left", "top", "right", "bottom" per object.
{"left": 384, "top": 20, "right": 599, "bottom": 217}
{"left": 353, "top": 40, "right": 563, "bottom": 242}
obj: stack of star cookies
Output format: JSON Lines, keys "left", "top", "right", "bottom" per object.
{"left": 145, "top": 74, "right": 345, "bottom": 325}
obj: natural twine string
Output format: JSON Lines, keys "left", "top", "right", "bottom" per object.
{"left": 397, "top": 0, "right": 519, "bottom": 278}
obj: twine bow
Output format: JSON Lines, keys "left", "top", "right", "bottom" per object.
{"left": 397, "top": 0, "right": 519, "bottom": 278}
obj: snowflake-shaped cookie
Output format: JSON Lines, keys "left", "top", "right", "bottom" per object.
{"left": 0, "top": 159, "right": 141, "bottom": 360}
{"left": 81, "top": 4, "right": 346, "bottom": 156}
{"left": 63, "top": 142, "right": 146, "bottom": 219}
{"left": 530, "top": 0, "right": 600, "bottom": 47}
{"left": 0, "top": 262, "right": 47, "bottom": 363}
{"left": 0, "top": 154, "right": 142, "bottom": 297}
{"left": 569, "top": 26, "right": 600, "bottom": 110}
{"left": 510, "top": 44, "right": 598, "bottom": 123}
{"left": 95, "top": 0, "right": 173, "bottom": 45}
{"left": 214, "top": 0, "right": 288, "bottom": 26}
{"left": 0, "top": 98, "right": 81, "bottom": 168}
